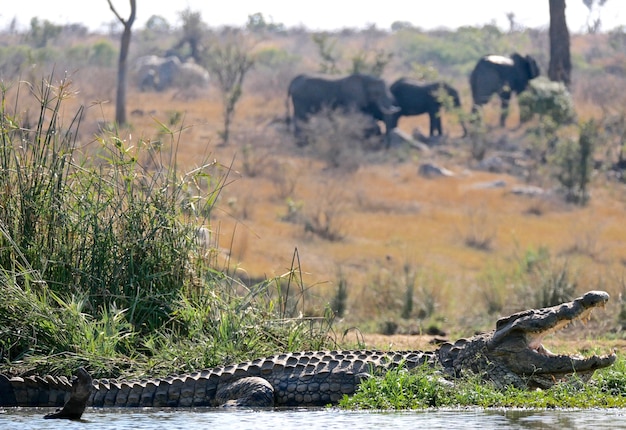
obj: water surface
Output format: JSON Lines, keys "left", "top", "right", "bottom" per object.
{"left": 2, "top": 407, "right": 625, "bottom": 429}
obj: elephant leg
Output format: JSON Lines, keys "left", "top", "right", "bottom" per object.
{"left": 294, "top": 121, "right": 309, "bottom": 146}
{"left": 429, "top": 111, "right": 442, "bottom": 136}
{"left": 428, "top": 112, "right": 436, "bottom": 136}
{"left": 499, "top": 91, "right": 512, "bottom": 127}
{"left": 140, "top": 70, "right": 156, "bottom": 92}
{"left": 470, "top": 104, "right": 481, "bottom": 126}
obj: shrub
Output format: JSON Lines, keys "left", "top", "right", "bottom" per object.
{"left": 551, "top": 119, "right": 598, "bottom": 205}
{"left": 254, "top": 46, "right": 299, "bottom": 69}
{"left": 0, "top": 45, "right": 33, "bottom": 77}
{"left": 331, "top": 271, "right": 348, "bottom": 318}
{"left": 90, "top": 40, "right": 117, "bottom": 67}
{"left": 299, "top": 109, "right": 382, "bottom": 169}
{"left": 514, "top": 246, "right": 578, "bottom": 309}
{"left": 518, "top": 77, "right": 577, "bottom": 125}
{"left": 303, "top": 180, "right": 347, "bottom": 241}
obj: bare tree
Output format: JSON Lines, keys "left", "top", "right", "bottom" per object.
{"left": 108, "top": 0, "right": 136, "bottom": 126}
{"left": 173, "top": 8, "right": 206, "bottom": 63}
{"left": 548, "top": 0, "right": 572, "bottom": 87}
{"left": 583, "top": 0, "right": 609, "bottom": 33}
{"left": 505, "top": 12, "right": 518, "bottom": 33}
{"left": 312, "top": 33, "right": 340, "bottom": 75}
{"left": 204, "top": 31, "right": 255, "bottom": 145}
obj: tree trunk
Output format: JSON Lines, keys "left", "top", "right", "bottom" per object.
{"left": 548, "top": 0, "right": 571, "bottom": 87}
{"left": 108, "top": 0, "right": 136, "bottom": 126}
{"left": 115, "top": 25, "right": 131, "bottom": 125}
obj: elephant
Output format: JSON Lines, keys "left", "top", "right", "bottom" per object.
{"left": 134, "top": 55, "right": 209, "bottom": 92}
{"left": 177, "top": 61, "right": 211, "bottom": 88}
{"left": 469, "top": 53, "right": 540, "bottom": 126}
{"left": 389, "top": 78, "right": 465, "bottom": 137}
{"left": 286, "top": 73, "right": 399, "bottom": 146}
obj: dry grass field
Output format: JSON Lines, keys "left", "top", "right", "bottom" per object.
{"left": 4, "top": 26, "right": 626, "bottom": 343}
{"left": 70, "top": 86, "right": 626, "bottom": 341}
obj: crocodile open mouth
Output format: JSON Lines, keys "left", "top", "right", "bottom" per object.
{"left": 526, "top": 302, "right": 600, "bottom": 355}
{"left": 487, "top": 291, "right": 616, "bottom": 387}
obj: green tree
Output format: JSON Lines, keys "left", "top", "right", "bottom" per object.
{"left": 29, "top": 18, "right": 62, "bottom": 48}
{"left": 350, "top": 50, "right": 392, "bottom": 77}
{"left": 246, "top": 13, "right": 286, "bottom": 33}
{"left": 90, "top": 41, "right": 117, "bottom": 67}
{"left": 145, "top": 15, "right": 170, "bottom": 33}
{"left": 204, "top": 31, "right": 255, "bottom": 145}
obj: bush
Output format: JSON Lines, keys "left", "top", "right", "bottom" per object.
{"left": 518, "top": 77, "right": 577, "bottom": 125}
{"left": 551, "top": 119, "right": 598, "bottom": 205}
{"left": 254, "top": 46, "right": 299, "bottom": 69}
{"left": 90, "top": 40, "right": 117, "bottom": 67}
{"left": 299, "top": 109, "right": 382, "bottom": 169}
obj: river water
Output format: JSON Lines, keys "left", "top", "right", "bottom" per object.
{"left": 2, "top": 407, "right": 626, "bottom": 429}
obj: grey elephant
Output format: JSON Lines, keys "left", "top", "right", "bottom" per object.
{"left": 134, "top": 55, "right": 179, "bottom": 91}
{"left": 389, "top": 78, "right": 466, "bottom": 137}
{"left": 134, "top": 55, "right": 209, "bottom": 92}
{"left": 286, "top": 73, "right": 399, "bottom": 146}
{"left": 470, "top": 53, "right": 540, "bottom": 126}
{"left": 177, "top": 61, "right": 211, "bottom": 88}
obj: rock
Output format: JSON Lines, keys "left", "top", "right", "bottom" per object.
{"left": 472, "top": 180, "right": 507, "bottom": 189}
{"left": 510, "top": 185, "right": 546, "bottom": 197}
{"left": 418, "top": 163, "right": 454, "bottom": 178}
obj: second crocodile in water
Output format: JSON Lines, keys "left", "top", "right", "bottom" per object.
{"left": 0, "top": 290, "right": 617, "bottom": 418}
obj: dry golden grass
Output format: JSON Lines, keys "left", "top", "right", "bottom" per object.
{"left": 32, "top": 48, "right": 626, "bottom": 340}
{"left": 353, "top": 331, "right": 626, "bottom": 356}
{"left": 68, "top": 88, "right": 626, "bottom": 332}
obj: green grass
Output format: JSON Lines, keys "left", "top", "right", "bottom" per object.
{"left": 340, "top": 358, "right": 626, "bottom": 410}
{"left": 0, "top": 75, "right": 336, "bottom": 378}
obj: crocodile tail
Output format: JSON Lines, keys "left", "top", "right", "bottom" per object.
{"left": 0, "top": 374, "right": 16, "bottom": 406}
{"left": 0, "top": 374, "right": 71, "bottom": 407}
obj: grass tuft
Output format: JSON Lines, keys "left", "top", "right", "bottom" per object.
{"left": 340, "top": 357, "right": 626, "bottom": 410}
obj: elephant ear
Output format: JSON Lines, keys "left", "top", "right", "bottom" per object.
{"left": 525, "top": 55, "right": 541, "bottom": 79}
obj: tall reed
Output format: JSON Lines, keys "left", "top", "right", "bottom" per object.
{"left": 0, "top": 75, "right": 334, "bottom": 374}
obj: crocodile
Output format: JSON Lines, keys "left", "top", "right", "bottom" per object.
{"left": 0, "top": 290, "right": 617, "bottom": 420}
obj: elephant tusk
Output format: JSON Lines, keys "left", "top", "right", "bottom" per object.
{"left": 381, "top": 105, "right": 401, "bottom": 115}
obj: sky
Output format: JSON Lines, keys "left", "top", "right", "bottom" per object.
{"left": 0, "top": 0, "right": 623, "bottom": 33}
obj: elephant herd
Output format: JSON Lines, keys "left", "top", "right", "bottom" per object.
{"left": 286, "top": 52, "right": 540, "bottom": 145}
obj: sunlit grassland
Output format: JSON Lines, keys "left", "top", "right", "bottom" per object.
{"left": 2, "top": 24, "right": 625, "bottom": 353}
{"left": 205, "top": 146, "right": 626, "bottom": 330}
{"left": 22, "top": 72, "right": 626, "bottom": 341}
